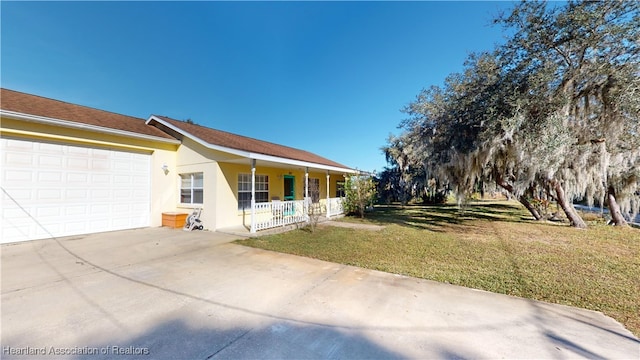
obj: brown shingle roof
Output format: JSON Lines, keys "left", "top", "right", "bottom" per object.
{"left": 0, "top": 88, "right": 351, "bottom": 170}
{"left": 153, "top": 115, "right": 351, "bottom": 170}
{"left": 1, "top": 88, "right": 175, "bottom": 140}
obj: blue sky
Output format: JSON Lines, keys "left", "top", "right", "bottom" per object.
{"left": 1, "top": 1, "right": 515, "bottom": 172}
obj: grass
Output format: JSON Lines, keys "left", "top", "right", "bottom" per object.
{"left": 235, "top": 200, "right": 640, "bottom": 336}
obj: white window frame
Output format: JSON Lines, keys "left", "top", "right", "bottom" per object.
{"left": 238, "top": 173, "right": 269, "bottom": 210}
{"left": 180, "top": 173, "right": 204, "bottom": 205}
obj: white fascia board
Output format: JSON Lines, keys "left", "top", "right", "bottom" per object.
{"left": 147, "top": 115, "right": 357, "bottom": 174}
{"left": 248, "top": 152, "right": 357, "bottom": 173}
{"left": 1, "top": 110, "right": 181, "bottom": 144}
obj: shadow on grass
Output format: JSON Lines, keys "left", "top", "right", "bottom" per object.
{"left": 344, "top": 201, "right": 536, "bottom": 231}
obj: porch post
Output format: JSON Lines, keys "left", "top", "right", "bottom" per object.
{"left": 305, "top": 167, "right": 309, "bottom": 216}
{"left": 326, "top": 171, "right": 331, "bottom": 217}
{"left": 250, "top": 159, "right": 256, "bottom": 233}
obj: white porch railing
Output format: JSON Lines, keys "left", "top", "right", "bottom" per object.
{"left": 253, "top": 200, "right": 307, "bottom": 231}
{"left": 252, "top": 197, "right": 345, "bottom": 232}
{"left": 326, "top": 197, "right": 344, "bottom": 218}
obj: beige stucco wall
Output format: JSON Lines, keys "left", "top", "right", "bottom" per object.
{"left": 173, "top": 138, "right": 220, "bottom": 230}
{"left": 149, "top": 148, "right": 178, "bottom": 226}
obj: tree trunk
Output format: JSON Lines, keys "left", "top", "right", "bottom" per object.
{"left": 607, "top": 186, "right": 628, "bottom": 227}
{"left": 550, "top": 179, "right": 587, "bottom": 228}
{"left": 517, "top": 194, "right": 543, "bottom": 221}
{"left": 495, "top": 176, "right": 543, "bottom": 220}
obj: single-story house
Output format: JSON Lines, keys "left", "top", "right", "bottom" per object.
{"left": 1, "top": 88, "right": 356, "bottom": 243}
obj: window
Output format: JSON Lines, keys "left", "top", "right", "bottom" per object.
{"left": 336, "top": 181, "right": 345, "bottom": 197}
{"left": 180, "top": 173, "right": 203, "bottom": 204}
{"left": 238, "top": 173, "right": 269, "bottom": 210}
{"left": 305, "top": 178, "right": 320, "bottom": 203}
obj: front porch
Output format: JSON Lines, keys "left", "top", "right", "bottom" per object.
{"left": 225, "top": 158, "right": 349, "bottom": 233}
{"left": 252, "top": 197, "right": 345, "bottom": 232}
{"left": 218, "top": 197, "right": 345, "bottom": 237}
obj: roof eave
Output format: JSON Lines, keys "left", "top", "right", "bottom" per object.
{"left": 1, "top": 110, "right": 181, "bottom": 145}
{"left": 248, "top": 152, "right": 357, "bottom": 173}
{"left": 147, "top": 115, "right": 357, "bottom": 174}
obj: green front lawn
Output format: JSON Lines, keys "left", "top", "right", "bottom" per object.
{"left": 235, "top": 201, "right": 640, "bottom": 336}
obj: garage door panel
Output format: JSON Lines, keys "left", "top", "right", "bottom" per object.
{"left": 113, "top": 159, "right": 132, "bottom": 170}
{"left": 67, "top": 157, "right": 90, "bottom": 170}
{"left": 34, "top": 223, "right": 60, "bottom": 237}
{"left": 3, "top": 223, "right": 31, "bottom": 240}
{"left": 91, "top": 159, "right": 110, "bottom": 170}
{"left": 113, "top": 203, "right": 132, "bottom": 213}
{"left": 113, "top": 189, "right": 133, "bottom": 200}
{"left": 91, "top": 189, "right": 111, "bottom": 199}
{"left": 36, "top": 206, "right": 62, "bottom": 218}
{"left": 112, "top": 151, "right": 134, "bottom": 159}
{"left": 65, "top": 205, "right": 89, "bottom": 216}
{"left": 92, "top": 148, "right": 110, "bottom": 157}
{"left": 113, "top": 175, "right": 132, "bottom": 185}
{"left": 132, "top": 202, "right": 148, "bottom": 212}
{"left": 5, "top": 138, "right": 34, "bottom": 149}
{"left": 39, "top": 142, "right": 64, "bottom": 153}
{"left": 66, "top": 146, "right": 89, "bottom": 155}
{"left": 37, "top": 171, "right": 63, "bottom": 182}
{"left": 67, "top": 172, "right": 90, "bottom": 182}
{"left": 63, "top": 220, "right": 87, "bottom": 233}
{"left": 66, "top": 189, "right": 89, "bottom": 200}
{"left": 128, "top": 216, "right": 148, "bottom": 226}
{"left": 38, "top": 154, "right": 64, "bottom": 167}
{"left": 4, "top": 206, "right": 32, "bottom": 221}
{"left": 6, "top": 152, "right": 34, "bottom": 167}
{"left": 90, "top": 219, "right": 110, "bottom": 228}
{"left": 2, "top": 188, "right": 33, "bottom": 202}
{"left": 90, "top": 203, "right": 110, "bottom": 215}
{"left": 112, "top": 217, "right": 132, "bottom": 228}
{"left": 1, "top": 138, "right": 151, "bottom": 243}
{"left": 4, "top": 169, "right": 34, "bottom": 183}
{"left": 91, "top": 174, "right": 111, "bottom": 184}
{"left": 132, "top": 188, "right": 148, "bottom": 198}
{"left": 37, "top": 189, "right": 63, "bottom": 200}
{"left": 132, "top": 162, "right": 149, "bottom": 171}
{"left": 133, "top": 175, "right": 149, "bottom": 185}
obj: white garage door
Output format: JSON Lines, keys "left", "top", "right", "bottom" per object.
{"left": 1, "top": 138, "right": 151, "bottom": 243}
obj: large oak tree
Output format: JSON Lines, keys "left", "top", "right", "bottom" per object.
{"left": 387, "top": 0, "right": 639, "bottom": 228}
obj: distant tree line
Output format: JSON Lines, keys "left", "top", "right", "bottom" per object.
{"left": 378, "top": 0, "right": 639, "bottom": 228}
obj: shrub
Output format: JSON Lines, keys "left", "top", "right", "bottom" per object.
{"left": 344, "top": 174, "right": 378, "bottom": 218}
{"left": 421, "top": 191, "right": 449, "bottom": 205}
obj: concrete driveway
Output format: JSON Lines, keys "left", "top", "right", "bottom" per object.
{"left": 2, "top": 228, "right": 638, "bottom": 359}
